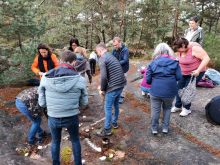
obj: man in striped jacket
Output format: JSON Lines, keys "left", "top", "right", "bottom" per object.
{"left": 96, "top": 43, "right": 127, "bottom": 136}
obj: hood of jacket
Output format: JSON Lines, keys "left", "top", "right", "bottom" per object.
{"left": 44, "top": 64, "right": 80, "bottom": 93}
{"left": 154, "top": 56, "right": 177, "bottom": 68}
{"left": 75, "top": 59, "right": 87, "bottom": 72}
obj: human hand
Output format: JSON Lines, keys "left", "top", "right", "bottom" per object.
{"left": 99, "top": 91, "right": 105, "bottom": 95}
{"left": 39, "top": 72, "right": 44, "bottom": 76}
{"left": 192, "top": 70, "right": 199, "bottom": 77}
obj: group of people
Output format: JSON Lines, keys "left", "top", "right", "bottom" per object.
{"left": 14, "top": 16, "right": 209, "bottom": 165}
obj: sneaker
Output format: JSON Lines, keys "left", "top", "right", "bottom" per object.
{"left": 142, "top": 91, "right": 146, "bottom": 95}
{"left": 112, "top": 123, "right": 118, "bottom": 129}
{"left": 96, "top": 128, "right": 112, "bottom": 137}
{"left": 179, "top": 108, "right": 191, "bottom": 117}
{"left": 152, "top": 130, "right": 158, "bottom": 135}
{"left": 119, "top": 97, "right": 124, "bottom": 104}
{"left": 162, "top": 129, "right": 168, "bottom": 134}
{"left": 171, "top": 106, "right": 182, "bottom": 113}
{"left": 28, "top": 137, "right": 43, "bottom": 147}
{"left": 39, "top": 131, "right": 51, "bottom": 138}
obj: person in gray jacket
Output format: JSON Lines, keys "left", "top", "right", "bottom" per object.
{"left": 38, "top": 50, "right": 88, "bottom": 165}
{"left": 184, "top": 16, "right": 204, "bottom": 47}
{"left": 96, "top": 43, "right": 127, "bottom": 137}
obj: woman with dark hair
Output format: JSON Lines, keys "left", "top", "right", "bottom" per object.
{"left": 68, "top": 38, "right": 80, "bottom": 52}
{"left": 184, "top": 16, "right": 204, "bottom": 47}
{"left": 31, "top": 43, "right": 59, "bottom": 78}
{"left": 171, "top": 38, "right": 210, "bottom": 116}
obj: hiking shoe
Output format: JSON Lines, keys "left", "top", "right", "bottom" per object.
{"left": 39, "top": 131, "right": 51, "bottom": 138}
{"left": 152, "top": 130, "right": 158, "bottom": 135}
{"left": 180, "top": 108, "right": 191, "bottom": 117}
{"left": 96, "top": 129, "right": 112, "bottom": 137}
{"left": 142, "top": 91, "right": 146, "bottom": 96}
{"left": 112, "top": 123, "right": 118, "bottom": 129}
{"left": 119, "top": 97, "right": 124, "bottom": 104}
{"left": 28, "top": 137, "right": 43, "bottom": 147}
{"left": 162, "top": 129, "right": 168, "bottom": 134}
{"left": 171, "top": 106, "right": 182, "bottom": 113}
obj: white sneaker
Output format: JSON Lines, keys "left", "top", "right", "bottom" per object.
{"left": 142, "top": 91, "right": 146, "bottom": 95}
{"left": 179, "top": 108, "right": 191, "bottom": 117}
{"left": 171, "top": 106, "right": 182, "bottom": 113}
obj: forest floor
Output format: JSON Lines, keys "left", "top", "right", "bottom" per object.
{"left": 0, "top": 60, "right": 220, "bottom": 165}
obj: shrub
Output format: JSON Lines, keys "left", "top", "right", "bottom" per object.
{"left": 204, "top": 33, "right": 220, "bottom": 71}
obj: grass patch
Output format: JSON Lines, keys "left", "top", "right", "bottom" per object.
{"left": 111, "top": 128, "right": 120, "bottom": 133}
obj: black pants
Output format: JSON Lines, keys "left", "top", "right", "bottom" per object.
{"left": 89, "top": 59, "right": 96, "bottom": 75}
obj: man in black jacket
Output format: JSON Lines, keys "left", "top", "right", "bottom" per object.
{"left": 96, "top": 43, "right": 127, "bottom": 136}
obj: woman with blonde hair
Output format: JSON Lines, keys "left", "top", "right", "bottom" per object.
{"left": 146, "top": 43, "right": 182, "bottom": 135}
{"left": 74, "top": 47, "right": 88, "bottom": 60}
{"left": 89, "top": 51, "right": 98, "bottom": 75}
{"left": 74, "top": 47, "right": 92, "bottom": 84}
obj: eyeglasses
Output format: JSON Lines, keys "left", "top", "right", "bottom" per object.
{"left": 113, "top": 42, "right": 120, "bottom": 47}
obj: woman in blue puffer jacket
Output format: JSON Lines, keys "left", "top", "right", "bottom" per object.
{"left": 146, "top": 43, "right": 182, "bottom": 135}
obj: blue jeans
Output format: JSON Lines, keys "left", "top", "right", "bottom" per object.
{"left": 175, "top": 71, "right": 205, "bottom": 110}
{"left": 150, "top": 95, "right": 175, "bottom": 131}
{"left": 104, "top": 87, "right": 124, "bottom": 130}
{"left": 16, "top": 99, "right": 44, "bottom": 143}
{"left": 140, "top": 85, "right": 150, "bottom": 93}
{"left": 48, "top": 115, "right": 82, "bottom": 165}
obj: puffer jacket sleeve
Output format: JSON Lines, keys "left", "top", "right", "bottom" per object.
{"left": 31, "top": 55, "right": 40, "bottom": 74}
{"left": 38, "top": 75, "right": 46, "bottom": 107}
{"left": 79, "top": 77, "right": 88, "bottom": 107}
{"left": 146, "top": 63, "right": 153, "bottom": 84}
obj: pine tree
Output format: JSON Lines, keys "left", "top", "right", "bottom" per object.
{"left": 0, "top": 0, "right": 46, "bottom": 84}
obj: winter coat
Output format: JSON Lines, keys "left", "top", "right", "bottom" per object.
{"left": 38, "top": 63, "right": 88, "bottom": 118}
{"left": 99, "top": 51, "right": 127, "bottom": 93}
{"left": 146, "top": 55, "right": 182, "bottom": 97}
{"left": 31, "top": 54, "right": 59, "bottom": 79}
{"left": 184, "top": 26, "right": 204, "bottom": 47}
{"left": 140, "top": 68, "right": 151, "bottom": 88}
{"left": 16, "top": 87, "right": 43, "bottom": 121}
{"left": 112, "top": 43, "right": 129, "bottom": 73}
{"left": 75, "top": 59, "right": 92, "bottom": 82}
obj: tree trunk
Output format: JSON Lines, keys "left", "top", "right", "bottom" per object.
{"left": 200, "top": 3, "right": 204, "bottom": 27}
{"left": 134, "top": 17, "right": 146, "bottom": 57}
{"left": 90, "top": 8, "right": 94, "bottom": 49}
{"left": 110, "top": 17, "right": 114, "bottom": 40}
{"left": 98, "top": 1, "right": 104, "bottom": 43}
{"left": 172, "top": 12, "right": 178, "bottom": 45}
{"left": 101, "top": 30, "right": 105, "bottom": 43}
{"left": 85, "top": 12, "right": 89, "bottom": 49}
{"left": 119, "top": 0, "right": 124, "bottom": 38}
{"left": 123, "top": 17, "right": 126, "bottom": 42}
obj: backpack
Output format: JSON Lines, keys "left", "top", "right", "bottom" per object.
{"left": 205, "top": 95, "right": 220, "bottom": 125}
{"left": 27, "top": 79, "right": 40, "bottom": 86}
{"left": 205, "top": 69, "right": 220, "bottom": 86}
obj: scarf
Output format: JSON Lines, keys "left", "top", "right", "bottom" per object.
{"left": 38, "top": 54, "right": 55, "bottom": 72}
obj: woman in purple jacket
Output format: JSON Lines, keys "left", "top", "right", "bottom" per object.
{"left": 146, "top": 43, "right": 182, "bottom": 135}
